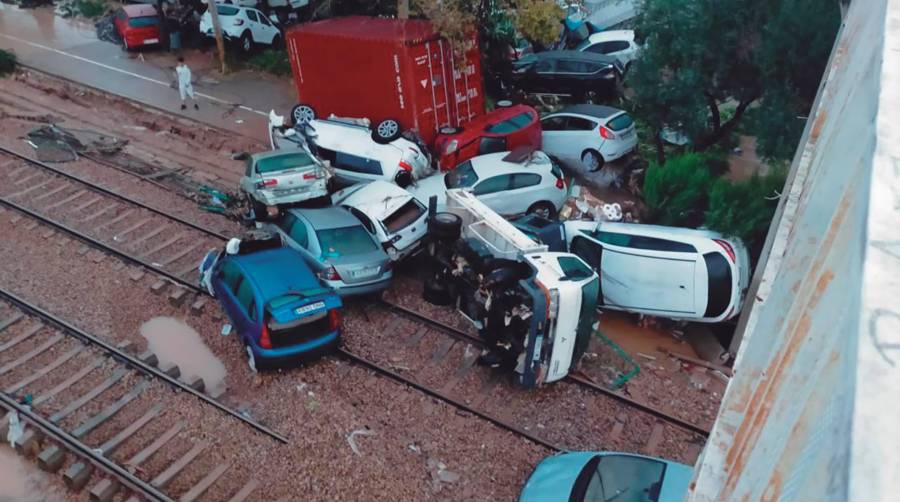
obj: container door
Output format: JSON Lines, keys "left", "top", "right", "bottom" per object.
{"left": 424, "top": 40, "right": 452, "bottom": 133}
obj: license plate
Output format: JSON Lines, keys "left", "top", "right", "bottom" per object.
{"left": 350, "top": 266, "right": 378, "bottom": 278}
{"left": 295, "top": 301, "right": 325, "bottom": 315}
{"left": 144, "top": 38, "right": 158, "bottom": 44}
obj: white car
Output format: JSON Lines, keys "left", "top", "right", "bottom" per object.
{"left": 563, "top": 220, "right": 751, "bottom": 323}
{"left": 219, "top": 0, "right": 308, "bottom": 9}
{"left": 331, "top": 181, "right": 429, "bottom": 261}
{"left": 576, "top": 30, "right": 641, "bottom": 70}
{"left": 408, "top": 149, "right": 568, "bottom": 219}
{"left": 200, "top": 3, "right": 281, "bottom": 52}
{"left": 540, "top": 104, "right": 638, "bottom": 172}
{"left": 270, "top": 115, "right": 432, "bottom": 188}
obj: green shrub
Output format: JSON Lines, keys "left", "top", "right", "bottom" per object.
{"left": 704, "top": 169, "right": 788, "bottom": 259}
{"left": 74, "top": 0, "right": 108, "bottom": 18}
{"left": 0, "top": 49, "right": 15, "bottom": 77}
{"left": 642, "top": 152, "right": 716, "bottom": 227}
{"left": 247, "top": 49, "right": 292, "bottom": 77}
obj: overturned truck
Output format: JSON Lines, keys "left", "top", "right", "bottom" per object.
{"left": 424, "top": 189, "right": 600, "bottom": 388}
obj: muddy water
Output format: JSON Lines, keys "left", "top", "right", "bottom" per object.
{"left": 139, "top": 317, "right": 227, "bottom": 394}
{"left": 0, "top": 446, "right": 64, "bottom": 502}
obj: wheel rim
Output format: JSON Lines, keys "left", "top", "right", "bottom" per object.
{"left": 582, "top": 152, "right": 599, "bottom": 170}
{"left": 243, "top": 38, "right": 251, "bottom": 51}
{"left": 378, "top": 120, "right": 399, "bottom": 138}
{"left": 294, "top": 106, "right": 314, "bottom": 124}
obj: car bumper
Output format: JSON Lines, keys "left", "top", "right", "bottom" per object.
{"left": 251, "top": 331, "right": 340, "bottom": 365}
{"left": 602, "top": 137, "right": 638, "bottom": 162}
{"left": 329, "top": 275, "right": 393, "bottom": 297}
{"left": 256, "top": 188, "right": 329, "bottom": 207}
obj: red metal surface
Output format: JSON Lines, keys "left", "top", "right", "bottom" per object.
{"left": 285, "top": 16, "right": 485, "bottom": 145}
{"left": 433, "top": 104, "right": 542, "bottom": 170}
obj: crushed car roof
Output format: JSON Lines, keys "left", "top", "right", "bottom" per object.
{"left": 338, "top": 181, "right": 415, "bottom": 220}
{"left": 555, "top": 104, "right": 624, "bottom": 119}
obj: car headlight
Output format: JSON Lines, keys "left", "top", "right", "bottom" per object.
{"left": 444, "top": 140, "right": 458, "bottom": 155}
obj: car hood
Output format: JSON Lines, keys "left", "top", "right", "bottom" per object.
{"left": 518, "top": 452, "right": 595, "bottom": 502}
{"left": 658, "top": 461, "right": 693, "bottom": 502}
{"left": 340, "top": 183, "right": 415, "bottom": 221}
{"left": 406, "top": 174, "right": 448, "bottom": 208}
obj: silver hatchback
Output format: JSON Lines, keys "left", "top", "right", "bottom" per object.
{"left": 268, "top": 207, "right": 393, "bottom": 297}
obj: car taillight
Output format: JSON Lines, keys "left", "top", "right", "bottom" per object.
{"left": 444, "top": 140, "right": 458, "bottom": 155}
{"left": 303, "top": 172, "right": 318, "bottom": 180}
{"left": 328, "top": 309, "right": 341, "bottom": 331}
{"left": 555, "top": 178, "right": 565, "bottom": 189}
{"left": 599, "top": 126, "right": 616, "bottom": 140}
{"left": 714, "top": 239, "right": 736, "bottom": 263}
{"left": 398, "top": 160, "right": 413, "bottom": 172}
{"left": 255, "top": 178, "right": 277, "bottom": 189}
{"left": 234, "top": 18, "right": 244, "bottom": 26}
{"left": 259, "top": 322, "right": 272, "bottom": 349}
{"left": 319, "top": 266, "right": 341, "bottom": 281}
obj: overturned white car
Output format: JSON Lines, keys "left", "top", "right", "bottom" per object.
{"left": 424, "top": 189, "right": 600, "bottom": 388}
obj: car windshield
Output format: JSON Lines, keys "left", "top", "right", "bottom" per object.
{"left": 256, "top": 152, "right": 315, "bottom": 174}
{"left": 485, "top": 112, "right": 534, "bottom": 134}
{"left": 444, "top": 161, "right": 479, "bottom": 188}
{"left": 316, "top": 226, "right": 378, "bottom": 257}
{"left": 607, "top": 113, "right": 635, "bottom": 131}
{"left": 216, "top": 5, "right": 239, "bottom": 15}
{"left": 382, "top": 199, "right": 426, "bottom": 234}
{"left": 574, "top": 455, "right": 667, "bottom": 502}
{"left": 128, "top": 16, "right": 159, "bottom": 27}
{"left": 267, "top": 290, "right": 332, "bottom": 310}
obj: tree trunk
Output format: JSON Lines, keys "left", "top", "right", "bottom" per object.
{"left": 653, "top": 129, "right": 666, "bottom": 165}
{"left": 397, "top": 0, "right": 409, "bottom": 19}
{"left": 207, "top": 1, "right": 227, "bottom": 74}
{"left": 695, "top": 97, "right": 756, "bottom": 150}
{"left": 706, "top": 92, "right": 721, "bottom": 132}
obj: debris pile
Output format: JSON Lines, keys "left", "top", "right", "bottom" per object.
{"left": 26, "top": 124, "right": 126, "bottom": 162}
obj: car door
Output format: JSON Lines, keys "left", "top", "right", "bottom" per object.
{"left": 255, "top": 11, "right": 279, "bottom": 44}
{"left": 564, "top": 116, "right": 600, "bottom": 167}
{"left": 540, "top": 114, "right": 571, "bottom": 164}
{"left": 472, "top": 174, "right": 514, "bottom": 214}
{"left": 508, "top": 172, "right": 545, "bottom": 214}
{"left": 214, "top": 261, "right": 251, "bottom": 333}
{"left": 532, "top": 58, "right": 556, "bottom": 92}
{"left": 244, "top": 9, "right": 264, "bottom": 43}
{"left": 274, "top": 213, "right": 321, "bottom": 271}
{"left": 232, "top": 275, "right": 259, "bottom": 343}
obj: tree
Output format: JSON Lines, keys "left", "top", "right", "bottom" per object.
{"left": 704, "top": 169, "right": 787, "bottom": 259}
{"left": 630, "top": 0, "right": 840, "bottom": 163}
{"left": 642, "top": 153, "right": 716, "bottom": 228}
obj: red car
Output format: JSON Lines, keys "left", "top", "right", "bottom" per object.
{"left": 434, "top": 103, "right": 542, "bottom": 171}
{"left": 114, "top": 5, "right": 161, "bottom": 51}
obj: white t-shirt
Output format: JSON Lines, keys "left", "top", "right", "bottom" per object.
{"left": 176, "top": 64, "right": 192, "bottom": 86}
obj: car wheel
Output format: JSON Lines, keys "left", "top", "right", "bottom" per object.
{"left": 496, "top": 99, "right": 513, "bottom": 108}
{"left": 291, "top": 103, "right": 316, "bottom": 126}
{"left": 245, "top": 192, "right": 268, "bottom": 221}
{"left": 372, "top": 118, "right": 402, "bottom": 144}
{"left": 429, "top": 212, "right": 462, "bottom": 242}
{"left": 581, "top": 149, "right": 605, "bottom": 172}
{"left": 527, "top": 201, "right": 556, "bottom": 219}
{"left": 439, "top": 126, "right": 463, "bottom": 135}
{"left": 240, "top": 31, "right": 253, "bottom": 53}
{"left": 271, "top": 34, "right": 283, "bottom": 49}
{"left": 423, "top": 279, "right": 453, "bottom": 306}
{"left": 394, "top": 169, "right": 413, "bottom": 188}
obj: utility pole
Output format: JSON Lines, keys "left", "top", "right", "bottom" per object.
{"left": 398, "top": 0, "right": 409, "bottom": 19}
{"left": 207, "top": 0, "right": 227, "bottom": 73}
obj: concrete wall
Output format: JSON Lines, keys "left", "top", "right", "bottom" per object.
{"left": 688, "top": 0, "right": 900, "bottom": 500}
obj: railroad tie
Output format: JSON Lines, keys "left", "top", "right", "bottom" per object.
{"left": 0, "top": 332, "right": 63, "bottom": 375}
{"left": 94, "top": 209, "right": 135, "bottom": 231}
{"left": 97, "top": 403, "right": 163, "bottom": 457}
{"left": 0, "top": 313, "right": 24, "bottom": 333}
{"left": 49, "top": 368, "right": 128, "bottom": 423}
{"left": 4, "top": 345, "right": 84, "bottom": 394}
{"left": 0, "top": 322, "right": 43, "bottom": 353}
{"left": 156, "top": 242, "right": 201, "bottom": 267}
{"left": 126, "top": 225, "right": 168, "bottom": 251}
{"left": 125, "top": 420, "right": 185, "bottom": 469}
{"left": 33, "top": 358, "right": 103, "bottom": 407}
{"left": 44, "top": 189, "right": 87, "bottom": 211}
{"left": 8, "top": 172, "right": 44, "bottom": 187}
{"left": 643, "top": 422, "right": 666, "bottom": 457}
{"left": 71, "top": 380, "right": 149, "bottom": 439}
{"left": 110, "top": 217, "right": 152, "bottom": 240}
{"left": 179, "top": 463, "right": 230, "bottom": 502}
{"left": 139, "top": 232, "right": 186, "bottom": 258}
{"left": 403, "top": 326, "right": 429, "bottom": 347}
{"left": 72, "top": 195, "right": 103, "bottom": 213}
{"left": 431, "top": 337, "right": 456, "bottom": 363}
{"left": 226, "top": 479, "right": 260, "bottom": 502}
{"left": 81, "top": 204, "right": 119, "bottom": 223}
{"left": 31, "top": 183, "right": 69, "bottom": 203}
{"left": 150, "top": 440, "right": 209, "bottom": 489}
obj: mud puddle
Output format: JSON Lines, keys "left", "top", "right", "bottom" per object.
{"left": 0, "top": 445, "right": 65, "bottom": 502}
{"left": 139, "top": 317, "right": 227, "bottom": 394}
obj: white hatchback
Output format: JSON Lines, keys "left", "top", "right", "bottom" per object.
{"left": 199, "top": 3, "right": 281, "bottom": 52}
{"left": 408, "top": 149, "right": 568, "bottom": 219}
{"left": 576, "top": 30, "right": 642, "bottom": 71}
{"left": 540, "top": 104, "right": 638, "bottom": 172}
{"left": 563, "top": 220, "right": 751, "bottom": 323}
{"left": 331, "top": 181, "right": 429, "bottom": 261}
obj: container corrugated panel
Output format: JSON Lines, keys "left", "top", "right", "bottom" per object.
{"left": 285, "top": 16, "right": 485, "bottom": 145}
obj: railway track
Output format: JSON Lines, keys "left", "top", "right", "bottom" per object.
{"left": 0, "top": 289, "right": 267, "bottom": 502}
{"left": 0, "top": 147, "right": 707, "bottom": 466}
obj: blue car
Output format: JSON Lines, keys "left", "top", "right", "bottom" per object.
{"left": 200, "top": 243, "right": 342, "bottom": 370}
{"left": 519, "top": 451, "right": 693, "bottom": 502}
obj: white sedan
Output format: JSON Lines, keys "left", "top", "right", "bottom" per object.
{"left": 331, "top": 181, "right": 429, "bottom": 261}
{"left": 407, "top": 149, "right": 568, "bottom": 219}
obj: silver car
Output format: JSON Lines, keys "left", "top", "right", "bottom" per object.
{"left": 238, "top": 150, "right": 330, "bottom": 217}
{"left": 269, "top": 207, "right": 393, "bottom": 296}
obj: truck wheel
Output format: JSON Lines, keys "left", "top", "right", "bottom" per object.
{"left": 240, "top": 31, "right": 253, "bottom": 53}
{"left": 439, "top": 126, "right": 463, "bottom": 135}
{"left": 291, "top": 103, "right": 316, "bottom": 125}
{"left": 429, "top": 212, "right": 462, "bottom": 241}
{"left": 423, "top": 279, "right": 453, "bottom": 306}
{"left": 372, "top": 119, "right": 402, "bottom": 144}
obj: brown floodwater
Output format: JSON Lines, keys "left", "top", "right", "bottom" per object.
{"left": 139, "top": 317, "right": 227, "bottom": 394}
{"left": 0, "top": 445, "right": 65, "bottom": 502}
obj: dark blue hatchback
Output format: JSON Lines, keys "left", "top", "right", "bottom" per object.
{"left": 201, "top": 245, "right": 342, "bottom": 369}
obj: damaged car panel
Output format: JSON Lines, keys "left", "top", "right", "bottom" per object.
{"left": 238, "top": 148, "right": 330, "bottom": 214}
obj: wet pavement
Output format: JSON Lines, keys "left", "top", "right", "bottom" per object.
{"left": 0, "top": 5, "right": 297, "bottom": 141}
{"left": 140, "top": 316, "right": 228, "bottom": 394}
{"left": 0, "top": 445, "right": 66, "bottom": 502}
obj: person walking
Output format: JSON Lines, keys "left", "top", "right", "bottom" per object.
{"left": 175, "top": 57, "right": 198, "bottom": 110}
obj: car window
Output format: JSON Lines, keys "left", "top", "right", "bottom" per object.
{"left": 244, "top": 158, "right": 254, "bottom": 177}
{"left": 128, "top": 16, "right": 159, "bottom": 27}
{"left": 584, "top": 42, "right": 610, "bottom": 54}
{"left": 550, "top": 158, "right": 564, "bottom": 180}
{"left": 477, "top": 136, "right": 508, "bottom": 155}
{"left": 216, "top": 5, "right": 239, "bottom": 15}
{"left": 316, "top": 226, "right": 378, "bottom": 257}
{"left": 610, "top": 40, "right": 630, "bottom": 52}
{"left": 571, "top": 236, "right": 602, "bottom": 269}
{"left": 485, "top": 112, "right": 534, "bottom": 134}
{"left": 348, "top": 207, "right": 376, "bottom": 234}
{"left": 288, "top": 216, "right": 309, "bottom": 248}
{"left": 382, "top": 199, "right": 426, "bottom": 234}
{"left": 566, "top": 117, "right": 597, "bottom": 131}
{"left": 557, "top": 59, "right": 581, "bottom": 73}
{"left": 335, "top": 152, "right": 383, "bottom": 175}
{"left": 596, "top": 231, "right": 696, "bottom": 252}
{"left": 248, "top": 299, "right": 257, "bottom": 321}
{"left": 703, "top": 252, "right": 732, "bottom": 318}
{"left": 246, "top": 9, "right": 259, "bottom": 21}
{"left": 606, "top": 113, "right": 635, "bottom": 131}
{"left": 510, "top": 173, "right": 541, "bottom": 189}
{"left": 534, "top": 59, "right": 554, "bottom": 72}
{"left": 473, "top": 175, "right": 511, "bottom": 195}
{"left": 256, "top": 152, "right": 315, "bottom": 174}
{"left": 445, "top": 161, "right": 479, "bottom": 188}
{"left": 557, "top": 256, "right": 594, "bottom": 280}
{"left": 541, "top": 116, "right": 567, "bottom": 131}
{"left": 235, "top": 277, "right": 255, "bottom": 313}
{"left": 258, "top": 12, "right": 272, "bottom": 25}
{"left": 219, "top": 261, "right": 243, "bottom": 292}
{"left": 595, "top": 455, "right": 666, "bottom": 502}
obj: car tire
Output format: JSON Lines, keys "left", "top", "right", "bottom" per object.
{"left": 527, "top": 201, "right": 556, "bottom": 219}
{"left": 245, "top": 192, "right": 269, "bottom": 221}
{"left": 429, "top": 212, "right": 462, "bottom": 242}
{"left": 496, "top": 99, "right": 513, "bottom": 108}
{"left": 439, "top": 126, "right": 463, "bottom": 135}
{"left": 271, "top": 34, "right": 283, "bottom": 49}
{"left": 240, "top": 31, "right": 253, "bottom": 53}
{"left": 372, "top": 119, "right": 402, "bottom": 144}
{"left": 394, "top": 169, "right": 413, "bottom": 188}
{"left": 423, "top": 278, "right": 453, "bottom": 306}
{"left": 291, "top": 103, "right": 316, "bottom": 125}
{"left": 581, "top": 149, "right": 605, "bottom": 172}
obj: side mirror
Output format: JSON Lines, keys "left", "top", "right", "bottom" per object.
{"left": 232, "top": 152, "right": 250, "bottom": 161}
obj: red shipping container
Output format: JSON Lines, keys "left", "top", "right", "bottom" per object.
{"left": 285, "top": 16, "right": 486, "bottom": 146}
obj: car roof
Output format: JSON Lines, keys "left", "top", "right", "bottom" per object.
{"left": 231, "top": 248, "right": 320, "bottom": 301}
{"left": 469, "top": 150, "right": 552, "bottom": 173}
{"left": 586, "top": 30, "right": 635, "bottom": 44}
{"left": 554, "top": 104, "right": 625, "bottom": 120}
{"left": 598, "top": 221, "right": 728, "bottom": 244}
{"left": 534, "top": 50, "right": 618, "bottom": 65}
{"left": 122, "top": 4, "right": 157, "bottom": 16}
{"left": 339, "top": 181, "right": 414, "bottom": 219}
{"left": 288, "top": 206, "right": 360, "bottom": 230}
